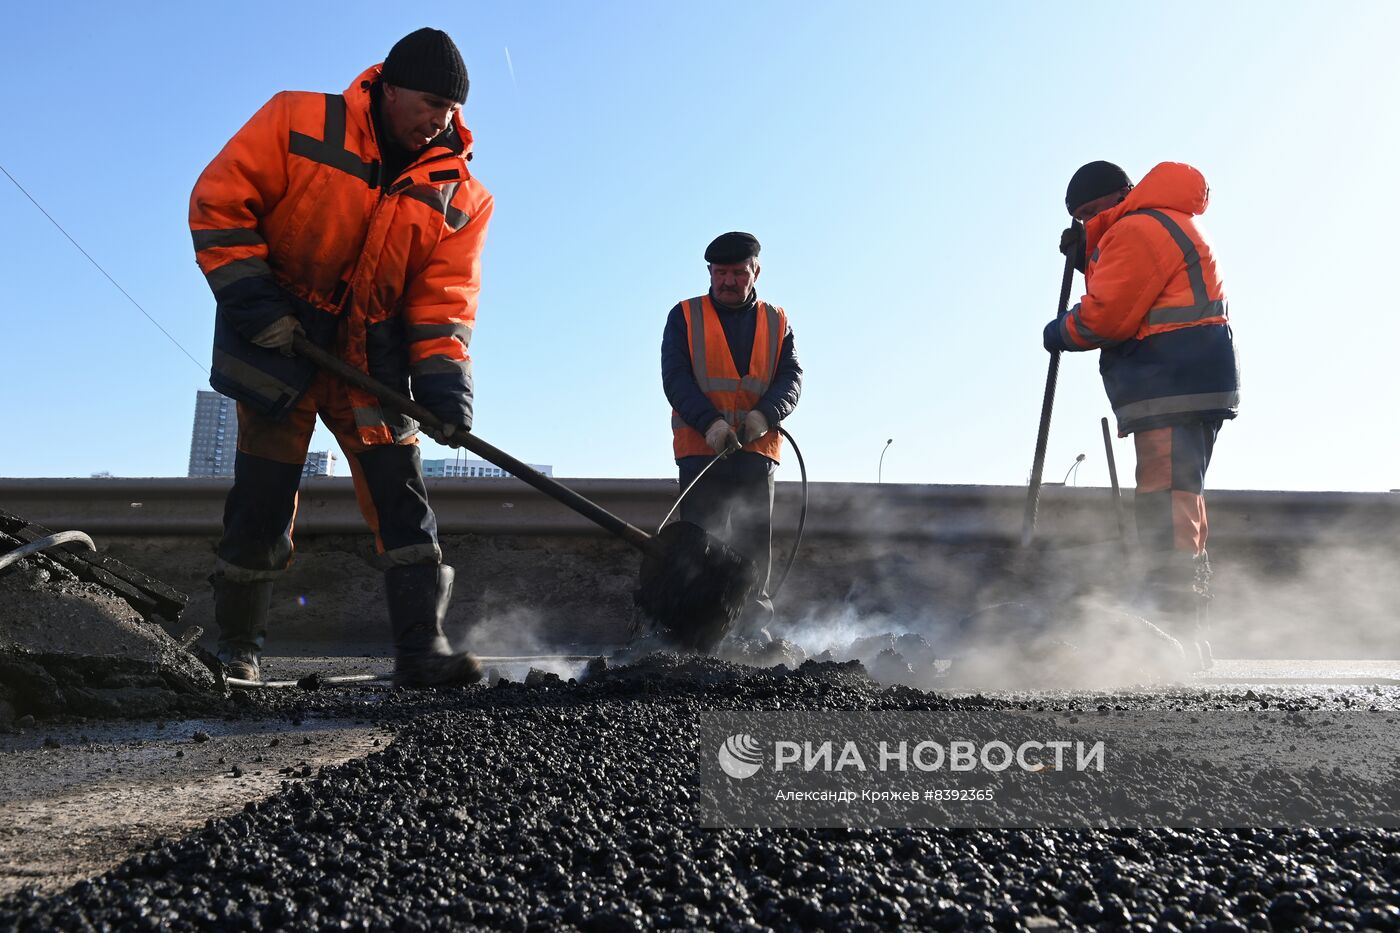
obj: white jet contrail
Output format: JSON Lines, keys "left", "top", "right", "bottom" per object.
{"left": 504, "top": 46, "right": 516, "bottom": 87}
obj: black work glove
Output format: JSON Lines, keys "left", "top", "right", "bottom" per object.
{"left": 1043, "top": 302, "right": 1080, "bottom": 353}
{"left": 1058, "top": 223, "right": 1087, "bottom": 273}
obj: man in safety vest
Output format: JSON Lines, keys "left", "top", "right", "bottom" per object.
{"left": 662, "top": 232, "right": 803, "bottom": 642}
{"left": 189, "top": 28, "right": 493, "bottom": 686}
{"left": 1046, "top": 161, "right": 1240, "bottom": 669}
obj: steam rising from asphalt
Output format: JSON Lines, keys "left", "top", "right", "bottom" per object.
{"left": 450, "top": 605, "right": 590, "bottom": 681}
{"left": 447, "top": 481, "right": 1399, "bottom": 690}
{"left": 758, "top": 485, "right": 1400, "bottom": 689}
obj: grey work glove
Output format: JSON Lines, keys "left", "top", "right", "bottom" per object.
{"left": 704, "top": 418, "right": 741, "bottom": 456}
{"left": 423, "top": 422, "right": 467, "bottom": 446}
{"left": 741, "top": 410, "right": 770, "bottom": 444}
{"left": 250, "top": 315, "right": 304, "bottom": 357}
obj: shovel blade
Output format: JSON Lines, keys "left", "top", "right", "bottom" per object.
{"left": 634, "top": 521, "right": 758, "bottom": 653}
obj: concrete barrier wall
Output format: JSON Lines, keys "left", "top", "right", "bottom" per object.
{"left": 3, "top": 479, "right": 1398, "bottom": 658}
{"left": 4, "top": 477, "right": 1397, "bottom": 543}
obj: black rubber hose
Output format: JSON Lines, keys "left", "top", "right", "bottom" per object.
{"left": 655, "top": 448, "right": 734, "bottom": 534}
{"left": 770, "top": 426, "right": 808, "bottom": 598}
{"left": 0, "top": 530, "right": 96, "bottom": 573}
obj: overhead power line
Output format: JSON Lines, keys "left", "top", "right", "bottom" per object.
{"left": 0, "top": 161, "right": 205, "bottom": 374}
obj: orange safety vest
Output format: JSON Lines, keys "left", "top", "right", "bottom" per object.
{"left": 671, "top": 295, "right": 786, "bottom": 462}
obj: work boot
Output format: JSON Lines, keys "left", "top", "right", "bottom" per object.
{"left": 387, "top": 564, "right": 482, "bottom": 688}
{"left": 211, "top": 573, "right": 274, "bottom": 682}
{"left": 1138, "top": 553, "right": 1208, "bottom": 674}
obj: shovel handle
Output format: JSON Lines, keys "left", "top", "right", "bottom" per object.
{"left": 1020, "top": 246, "right": 1078, "bottom": 548}
{"left": 291, "top": 335, "right": 657, "bottom": 554}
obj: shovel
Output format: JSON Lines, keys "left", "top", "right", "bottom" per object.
{"left": 290, "top": 335, "right": 757, "bottom": 652}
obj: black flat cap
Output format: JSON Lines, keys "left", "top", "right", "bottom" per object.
{"left": 704, "top": 231, "right": 761, "bottom": 264}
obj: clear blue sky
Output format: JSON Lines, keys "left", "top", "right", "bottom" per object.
{"left": 2, "top": 2, "right": 1396, "bottom": 490}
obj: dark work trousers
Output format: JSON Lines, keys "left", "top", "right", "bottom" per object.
{"left": 215, "top": 372, "right": 441, "bottom": 582}
{"left": 1133, "top": 419, "right": 1222, "bottom": 558}
{"left": 677, "top": 451, "right": 776, "bottom": 633}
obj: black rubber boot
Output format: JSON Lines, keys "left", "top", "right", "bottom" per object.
{"left": 387, "top": 564, "right": 482, "bottom": 688}
{"left": 211, "top": 574, "right": 273, "bottom": 682}
{"left": 1138, "top": 553, "right": 1206, "bottom": 673}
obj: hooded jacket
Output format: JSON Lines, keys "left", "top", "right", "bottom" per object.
{"left": 190, "top": 65, "right": 494, "bottom": 443}
{"left": 1046, "top": 162, "right": 1239, "bottom": 435}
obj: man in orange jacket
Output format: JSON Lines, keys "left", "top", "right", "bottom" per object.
{"left": 1046, "top": 161, "right": 1240, "bottom": 669}
{"left": 662, "top": 232, "right": 803, "bottom": 643}
{"left": 189, "top": 28, "right": 493, "bottom": 686}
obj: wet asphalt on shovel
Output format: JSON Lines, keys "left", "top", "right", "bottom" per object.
{"left": 291, "top": 336, "right": 757, "bottom": 652}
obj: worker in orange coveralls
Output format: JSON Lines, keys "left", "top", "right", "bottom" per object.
{"left": 189, "top": 28, "right": 492, "bottom": 687}
{"left": 1047, "top": 161, "right": 1240, "bottom": 669}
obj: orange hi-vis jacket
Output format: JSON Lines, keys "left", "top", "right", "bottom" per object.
{"left": 672, "top": 296, "right": 787, "bottom": 462}
{"left": 190, "top": 65, "right": 494, "bottom": 444}
{"left": 1053, "top": 162, "right": 1239, "bottom": 435}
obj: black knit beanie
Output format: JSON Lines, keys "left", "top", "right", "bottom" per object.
{"left": 1065, "top": 161, "right": 1133, "bottom": 214}
{"left": 382, "top": 28, "right": 469, "bottom": 104}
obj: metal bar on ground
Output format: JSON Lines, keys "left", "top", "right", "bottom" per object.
{"left": 225, "top": 657, "right": 606, "bottom": 690}
{"left": 476, "top": 654, "right": 605, "bottom": 663}
{"left": 227, "top": 673, "right": 391, "bottom": 690}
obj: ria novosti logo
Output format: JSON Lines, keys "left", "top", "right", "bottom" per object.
{"left": 715, "top": 735, "right": 1108, "bottom": 779}
{"left": 717, "top": 734, "right": 763, "bottom": 779}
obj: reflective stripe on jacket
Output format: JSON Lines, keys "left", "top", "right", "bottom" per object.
{"left": 189, "top": 64, "right": 494, "bottom": 441}
{"left": 1056, "top": 162, "right": 1240, "bottom": 435}
{"left": 672, "top": 296, "right": 787, "bottom": 461}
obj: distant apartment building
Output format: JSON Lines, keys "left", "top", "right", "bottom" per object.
{"left": 422, "top": 457, "right": 553, "bottom": 479}
{"left": 187, "top": 391, "right": 238, "bottom": 477}
{"left": 188, "top": 390, "right": 335, "bottom": 478}
{"left": 302, "top": 450, "right": 338, "bottom": 477}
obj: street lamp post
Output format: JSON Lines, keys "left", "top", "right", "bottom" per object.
{"left": 878, "top": 438, "right": 894, "bottom": 483}
{"left": 1062, "top": 453, "right": 1086, "bottom": 486}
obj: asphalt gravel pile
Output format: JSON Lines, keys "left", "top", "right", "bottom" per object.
{"left": 5, "top": 654, "right": 1400, "bottom": 931}
{"left": 0, "top": 548, "right": 219, "bottom": 727}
